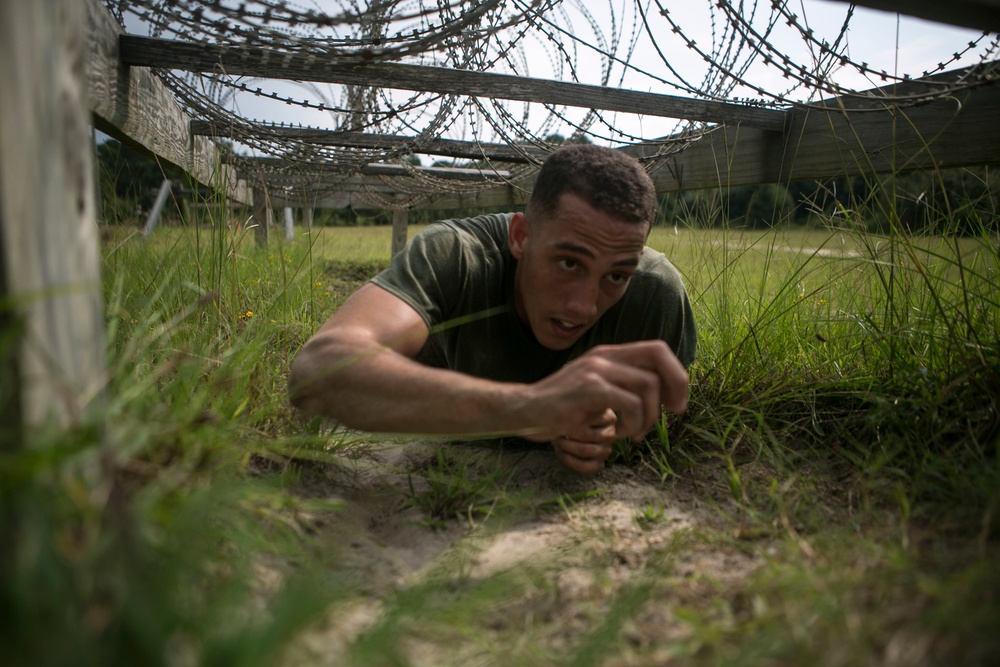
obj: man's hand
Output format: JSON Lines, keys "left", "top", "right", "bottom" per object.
{"left": 524, "top": 340, "right": 689, "bottom": 473}
{"left": 551, "top": 407, "right": 617, "bottom": 474}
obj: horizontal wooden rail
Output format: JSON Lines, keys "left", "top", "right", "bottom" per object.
{"left": 824, "top": 0, "right": 1000, "bottom": 32}
{"left": 191, "top": 121, "right": 550, "bottom": 164}
{"left": 234, "top": 157, "right": 511, "bottom": 181}
{"left": 412, "top": 71, "right": 1000, "bottom": 209}
{"left": 119, "top": 35, "right": 787, "bottom": 131}
{"left": 86, "top": 0, "right": 249, "bottom": 204}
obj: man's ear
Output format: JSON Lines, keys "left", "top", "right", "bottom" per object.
{"left": 509, "top": 212, "right": 530, "bottom": 259}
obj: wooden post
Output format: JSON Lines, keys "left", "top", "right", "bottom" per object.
{"left": 252, "top": 185, "right": 269, "bottom": 248}
{"left": 391, "top": 204, "right": 409, "bottom": 257}
{"left": 142, "top": 178, "right": 171, "bottom": 237}
{"left": 0, "top": 0, "right": 105, "bottom": 433}
{"left": 303, "top": 207, "right": 314, "bottom": 231}
{"left": 283, "top": 207, "right": 294, "bottom": 241}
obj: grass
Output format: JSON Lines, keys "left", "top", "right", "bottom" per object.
{"left": 3, "top": 179, "right": 999, "bottom": 665}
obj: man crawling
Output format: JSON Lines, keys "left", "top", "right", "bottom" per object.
{"left": 289, "top": 144, "right": 696, "bottom": 474}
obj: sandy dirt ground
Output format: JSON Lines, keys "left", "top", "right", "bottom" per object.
{"left": 277, "top": 437, "right": 780, "bottom": 665}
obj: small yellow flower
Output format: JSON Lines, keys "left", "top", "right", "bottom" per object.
{"left": 315, "top": 281, "right": 323, "bottom": 286}
{"left": 245, "top": 310, "right": 254, "bottom": 318}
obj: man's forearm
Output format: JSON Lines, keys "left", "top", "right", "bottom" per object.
{"left": 289, "top": 339, "right": 542, "bottom": 438}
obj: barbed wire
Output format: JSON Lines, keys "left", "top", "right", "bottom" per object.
{"left": 108, "top": 0, "right": 999, "bottom": 208}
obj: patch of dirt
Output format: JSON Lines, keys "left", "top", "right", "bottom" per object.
{"left": 287, "top": 437, "right": 775, "bottom": 665}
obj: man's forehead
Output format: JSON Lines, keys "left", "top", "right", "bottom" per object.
{"left": 553, "top": 240, "right": 643, "bottom": 266}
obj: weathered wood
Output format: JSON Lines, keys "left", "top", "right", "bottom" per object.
{"left": 391, "top": 206, "right": 409, "bottom": 257}
{"left": 635, "top": 78, "right": 1000, "bottom": 192}
{"left": 233, "top": 158, "right": 514, "bottom": 204}
{"left": 85, "top": 0, "right": 249, "bottom": 204}
{"left": 362, "top": 163, "right": 511, "bottom": 180}
{"left": 1, "top": 0, "right": 105, "bottom": 431}
{"left": 235, "top": 158, "right": 511, "bottom": 181}
{"left": 252, "top": 186, "right": 270, "bottom": 247}
{"left": 119, "top": 35, "right": 787, "bottom": 131}
{"left": 417, "top": 71, "right": 1000, "bottom": 209}
{"left": 191, "top": 121, "right": 550, "bottom": 164}
{"left": 398, "top": 183, "right": 531, "bottom": 212}
{"left": 823, "top": 0, "right": 1000, "bottom": 31}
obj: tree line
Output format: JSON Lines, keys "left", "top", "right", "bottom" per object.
{"left": 96, "top": 138, "right": 997, "bottom": 235}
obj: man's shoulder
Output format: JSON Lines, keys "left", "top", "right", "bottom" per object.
{"left": 633, "top": 246, "right": 686, "bottom": 292}
{"left": 424, "top": 212, "right": 513, "bottom": 251}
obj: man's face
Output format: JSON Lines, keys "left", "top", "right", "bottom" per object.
{"left": 509, "top": 192, "right": 649, "bottom": 350}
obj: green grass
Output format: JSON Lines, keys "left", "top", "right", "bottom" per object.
{"left": 3, "top": 188, "right": 999, "bottom": 665}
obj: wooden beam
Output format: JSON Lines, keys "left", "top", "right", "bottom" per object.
{"left": 252, "top": 185, "right": 270, "bottom": 247}
{"left": 235, "top": 157, "right": 518, "bottom": 209}
{"left": 821, "top": 0, "right": 1000, "bottom": 32}
{"left": 119, "top": 35, "right": 787, "bottom": 131}
{"left": 391, "top": 206, "right": 409, "bottom": 257}
{"left": 234, "top": 157, "right": 512, "bottom": 181}
{"left": 257, "top": 174, "right": 528, "bottom": 210}
{"left": 86, "top": 0, "right": 249, "bottom": 203}
{"left": 637, "top": 77, "right": 1000, "bottom": 192}
{"left": 191, "top": 121, "right": 550, "bottom": 164}
{"left": 1, "top": 0, "right": 105, "bottom": 431}
{"left": 429, "top": 70, "right": 1000, "bottom": 209}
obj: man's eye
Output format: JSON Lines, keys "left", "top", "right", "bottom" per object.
{"left": 607, "top": 273, "right": 629, "bottom": 286}
{"left": 558, "top": 258, "right": 577, "bottom": 270}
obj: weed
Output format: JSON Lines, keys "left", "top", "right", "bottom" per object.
{"left": 634, "top": 501, "right": 667, "bottom": 529}
{"left": 405, "top": 447, "right": 513, "bottom": 528}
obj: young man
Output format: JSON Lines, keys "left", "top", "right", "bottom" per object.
{"left": 289, "top": 144, "right": 696, "bottom": 474}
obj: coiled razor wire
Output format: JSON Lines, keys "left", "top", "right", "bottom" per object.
{"left": 108, "top": 0, "right": 999, "bottom": 208}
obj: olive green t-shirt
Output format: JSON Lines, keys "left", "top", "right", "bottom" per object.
{"left": 370, "top": 213, "right": 696, "bottom": 384}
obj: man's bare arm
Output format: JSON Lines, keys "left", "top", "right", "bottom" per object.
{"left": 289, "top": 283, "right": 690, "bottom": 467}
{"left": 289, "top": 283, "right": 544, "bottom": 436}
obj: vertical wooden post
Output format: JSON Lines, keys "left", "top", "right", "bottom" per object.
{"left": 303, "top": 207, "right": 314, "bottom": 231}
{"left": 283, "top": 207, "right": 294, "bottom": 241}
{"left": 391, "top": 203, "right": 409, "bottom": 257}
{"left": 0, "top": 0, "right": 105, "bottom": 433}
{"left": 252, "top": 185, "right": 269, "bottom": 248}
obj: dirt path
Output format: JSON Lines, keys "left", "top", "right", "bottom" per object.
{"left": 285, "top": 438, "right": 772, "bottom": 665}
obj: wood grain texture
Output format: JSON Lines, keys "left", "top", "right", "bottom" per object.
{"left": 86, "top": 0, "right": 249, "bottom": 203}
{"left": 391, "top": 207, "right": 409, "bottom": 257}
{"left": 631, "top": 81, "right": 1000, "bottom": 192}
{"left": 426, "top": 75, "right": 1000, "bottom": 209}
{"left": 0, "top": 0, "right": 105, "bottom": 431}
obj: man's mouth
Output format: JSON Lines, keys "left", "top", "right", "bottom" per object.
{"left": 552, "top": 318, "right": 584, "bottom": 335}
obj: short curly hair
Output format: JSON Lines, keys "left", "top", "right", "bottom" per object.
{"left": 526, "top": 144, "right": 656, "bottom": 227}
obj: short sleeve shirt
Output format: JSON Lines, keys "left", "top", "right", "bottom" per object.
{"left": 370, "top": 213, "right": 697, "bottom": 385}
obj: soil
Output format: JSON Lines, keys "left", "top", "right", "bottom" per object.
{"left": 282, "top": 436, "right": 773, "bottom": 665}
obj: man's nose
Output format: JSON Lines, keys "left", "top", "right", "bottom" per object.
{"left": 565, "top": 280, "right": 600, "bottom": 318}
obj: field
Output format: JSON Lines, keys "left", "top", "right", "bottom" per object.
{"left": 4, "top": 216, "right": 999, "bottom": 666}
